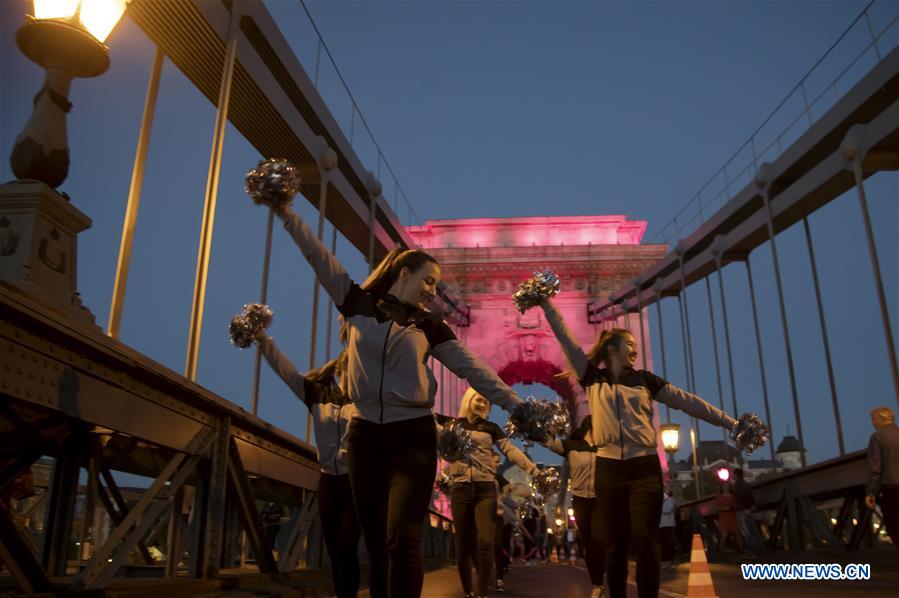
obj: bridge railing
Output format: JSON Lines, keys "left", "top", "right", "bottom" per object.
{"left": 0, "top": 0, "right": 445, "bottom": 592}
{"left": 262, "top": 0, "right": 425, "bottom": 227}
{"left": 649, "top": 0, "right": 899, "bottom": 247}
{"left": 591, "top": 0, "right": 898, "bottom": 553}
{"left": 676, "top": 450, "right": 883, "bottom": 554}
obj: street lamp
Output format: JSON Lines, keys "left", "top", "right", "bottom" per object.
{"left": 10, "top": 0, "right": 128, "bottom": 188}
{"left": 660, "top": 423, "right": 681, "bottom": 455}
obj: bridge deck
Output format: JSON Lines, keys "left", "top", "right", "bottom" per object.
{"left": 10, "top": 545, "right": 894, "bottom": 596}
{"left": 387, "top": 546, "right": 898, "bottom": 598}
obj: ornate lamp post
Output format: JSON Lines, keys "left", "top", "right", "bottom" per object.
{"left": 1, "top": 1, "right": 126, "bottom": 324}
{"left": 660, "top": 422, "right": 681, "bottom": 456}
{"left": 10, "top": 0, "right": 128, "bottom": 188}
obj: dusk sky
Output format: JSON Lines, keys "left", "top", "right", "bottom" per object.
{"left": 1, "top": 0, "right": 897, "bottom": 473}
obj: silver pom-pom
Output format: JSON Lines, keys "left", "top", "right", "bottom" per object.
{"left": 512, "top": 270, "right": 561, "bottom": 314}
{"left": 245, "top": 158, "right": 301, "bottom": 210}
{"left": 228, "top": 303, "right": 273, "bottom": 348}
{"left": 506, "top": 397, "right": 571, "bottom": 443}
{"left": 436, "top": 419, "right": 476, "bottom": 462}
{"left": 436, "top": 471, "right": 453, "bottom": 494}
{"left": 516, "top": 495, "right": 541, "bottom": 521}
{"left": 731, "top": 412, "right": 770, "bottom": 454}
{"left": 503, "top": 420, "right": 533, "bottom": 449}
{"left": 531, "top": 468, "right": 562, "bottom": 504}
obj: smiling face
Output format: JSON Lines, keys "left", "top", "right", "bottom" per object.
{"left": 390, "top": 261, "right": 441, "bottom": 310}
{"left": 608, "top": 332, "right": 638, "bottom": 369}
{"left": 470, "top": 394, "right": 490, "bottom": 419}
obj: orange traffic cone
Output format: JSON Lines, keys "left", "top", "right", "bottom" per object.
{"left": 687, "top": 534, "right": 718, "bottom": 597}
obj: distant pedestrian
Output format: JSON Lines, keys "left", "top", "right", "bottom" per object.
{"left": 732, "top": 468, "right": 755, "bottom": 512}
{"left": 865, "top": 406, "right": 899, "bottom": 551}
{"left": 715, "top": 485, "right": 741, "bottom": 553}
{"left": 659, "top": 488, "right": 677, "bottom": 568}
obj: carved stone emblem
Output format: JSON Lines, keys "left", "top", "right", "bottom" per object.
{"left": 38, "top": 227, "right": 66, "bottom": 274}
{"left": 0, "top": 217, "right": 19, "bottom": 257}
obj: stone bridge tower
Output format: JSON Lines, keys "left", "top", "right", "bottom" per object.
{"left": 409, "top": 215, "right": 667, "bottom": 426}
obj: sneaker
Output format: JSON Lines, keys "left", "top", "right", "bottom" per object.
{"left": 495, "top": 579, "right": 505, "bottom": 592}
{"left": 590, "top": 586, "right": 604, "bottom": 598}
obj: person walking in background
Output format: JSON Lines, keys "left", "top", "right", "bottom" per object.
{"left": 521, "top": 504, "right": 540, "bottom": 564}
{"left": 565, "top": 523, "right": 577, "bottom": 563}
{"left": 865, "top": 406, "right": 899, "bottom": 551}
{"left": 715, "top": 484, "right": 741, "bottom": 554}
{"left": 659, "top": 488, "right": 677, "bottom": 570}
{"left": 732, "top": 468, "right": 755, "bottom": 513}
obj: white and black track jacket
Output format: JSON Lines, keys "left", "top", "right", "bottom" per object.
{"left": 437, "top": 415, "right": 538, "bottom": 484}
{"left": 258, "top": 336, "right": 357, "bottom": 475}
{"left": 541, "top": 300, "right": 737, "bottom": 461}
{"left": 545, "top": 417, "right": 596, "bottom": 499}
{"left": 279, "top": 207, "right": 522, "bottom": 423}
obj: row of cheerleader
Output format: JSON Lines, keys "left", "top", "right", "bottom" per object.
{"left": 230, "top": 159, "right": 769, "bottom": 598}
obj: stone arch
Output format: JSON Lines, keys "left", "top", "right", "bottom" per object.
{"left": 410, "top": 216, "right": 667, "bottom": 455}
{"left": 494, "top": 359, "right": 588, "bottom": 426}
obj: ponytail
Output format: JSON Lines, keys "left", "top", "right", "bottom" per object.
{"left": 586, "top": 328, "right": 630, "bottom": 367}
{"left": 360, "top": 248, "right": 438, "bottom": 297}
{"left": 306, "top": 349, "right": 349, "bottom": 385}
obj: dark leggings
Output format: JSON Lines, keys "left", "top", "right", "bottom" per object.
{"left": 881, "top": 485, "right": 899, "bottom": 551}
{"left": 494, "top": 520, "right": 512, "bottom": 581}
{"left": 318, "top": 473, "right": 361, "bottom": 598}
{"left": 594, "top": 455, "right": 663, "bottom": 598}
{"left": 572, "top": 495, "right": 606, "bottom": 586}
{"left": 450, "top": 482, "right": 497, "bottom": 596}
{"left": 346, "top": 416, "right": 437, "bottom": 598}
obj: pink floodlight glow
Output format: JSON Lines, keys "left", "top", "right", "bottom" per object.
{"left": 407, "top": 215, "right": 649, "bottom": 249}
{"left": 717, "top": 468, "right": 730, "bottom": 482}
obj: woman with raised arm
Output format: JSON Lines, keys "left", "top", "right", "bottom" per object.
{"left": 253, "top": 330, "right": 360, "bottom": 598}
{"left": 539, "top": 298, "right": 741, "bottom": 598}
{"left": 438, "top": 389, "right": 540, "bottom": 598}
{"left": 273, "top": 204, "right": 523, "bottom": 598}
{"left": 544, "top": 414, "right": 606, "bottom": 598}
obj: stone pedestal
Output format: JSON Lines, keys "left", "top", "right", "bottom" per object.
{"left": 0, "top": 179, "right": 96, "bottom": 325}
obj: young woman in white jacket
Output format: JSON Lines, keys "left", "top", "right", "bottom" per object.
{"left": 254, "top": 333, "right": 360, "bottom": 597}
{"left": 439, "top": 389, "right": 539, "bottom": 598}
{"left": 539, "top": 298, "right": 739, "bottom": 598}
{"left": 273, "top": 205, "right": 523, "bottom": 598}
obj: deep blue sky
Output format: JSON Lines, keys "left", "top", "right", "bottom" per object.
{"left": 1, "top": 0, "right": 897, "bottom": 471}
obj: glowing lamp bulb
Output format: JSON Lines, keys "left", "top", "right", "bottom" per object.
{"left": 717, "top": 468, "right": 730, "bottom": 483}
{"left": 31, "top": 0, "right": 128, "bottom": 43}
{"left": 660, "top": 423, "right": 680, "bottom": 454}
